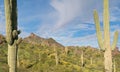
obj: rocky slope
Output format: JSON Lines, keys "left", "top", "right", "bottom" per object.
{"left": 23, "top": 33, "right": 64, "bottom": 48}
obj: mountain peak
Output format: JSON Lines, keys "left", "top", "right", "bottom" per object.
{"left": 28, "top": 33, "right": 43, "bottom": 39}
{"left": 30, "top": 33, "right": 36, "bottom": 36}
{"left": 23, "top": 33, "right": 64, "bottom": 48}
{"left": 29, "top": 33, "right": 38, "bottom": 37}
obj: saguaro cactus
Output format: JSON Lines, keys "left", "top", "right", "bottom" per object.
{"left": 81, "top": 50, "right": 84, "bottom": 67}
{"left": 4, "top": 0, "right": 21, "bottom": 72}
{"left": 113, "top": 59, "right": 116, "bottom": 72}
{"left": 53, "top": 44, "right": 58, "bottom": 66}
{"left": 90, "top": 57, "right": 93, "bottom": 65}
{"left": 65, "top": 46, "right": 68, "bottom": 55}
{"left": 93, "top": 0, "right": 119, "bottom": 72}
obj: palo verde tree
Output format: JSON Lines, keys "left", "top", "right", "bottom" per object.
{"left": 93, "top": 0, "right": 119, "bottom": 72}
{"left": 4, "top": 0, "right": 22, "bottom": 72}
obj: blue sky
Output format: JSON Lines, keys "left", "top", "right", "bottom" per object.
{"left": 0, "top": 0, "right": 120, "bottom": 49}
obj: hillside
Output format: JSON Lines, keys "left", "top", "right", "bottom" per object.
{"left": 0, "top": 34, "right": 120, "bottom": 72}
{"left": 23, "top": 33, "right": 64, "bottom": 48}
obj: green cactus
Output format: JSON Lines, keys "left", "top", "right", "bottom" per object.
{"left": 65, "top": 46, "right": 68, "bottom": 55}
{"left": 113, "top": 59, "right": 116, "bottom": 72}
{"left": 90, "top": 57, "right": 93, "bottom": 65}
{"left": 93, "top": 0, "right": 119, "bottom": 72}
{"left": 4, "top": 0, "right": 21, "bottom": 72}
{"left": 81, "top": 50, "right": 84, "bottom": 67}
{"left": 53, "top": 44, "right": 58, "bottom": 66}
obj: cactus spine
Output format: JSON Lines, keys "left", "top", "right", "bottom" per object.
{"left": 93, "top": 0, "right": 119, "bottom": 72}
{"left": 4, "top": 0, "right": 21, "bottom": 72}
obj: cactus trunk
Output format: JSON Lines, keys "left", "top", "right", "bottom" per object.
{"left": 90, "top": 57, "right": 93, "bottom": 65}
{"left": 104, "top": 48, "right": 112, "bottom": 72}
{"left": 55, "top": 51, "right": 58, "bottom": 66}
{"left": 8, "top": 45, "right": 18, "bottom": 72}
{"left": 113, "top": 59, "right": 116, "bottom": 72}
{"left": 65, "top": 46, "right": 68, "bottom": 55}
{"left": 93, "top": 0, "right": 119, "bottom": 72}
{"left": 4, "top": 0, "right": 21, "bottom": 72}
{"left": 54, "top": 45, "right": 58, "bottom": 65}
{"left": 81, "top": 50, "right": 84, "bottom": 67}
{"left": 103, "top": 0, "right": 112, "bottom": 71}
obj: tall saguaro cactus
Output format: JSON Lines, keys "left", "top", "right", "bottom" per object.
{"left": 93, "top": 0, "right": 119, "bottom": 72}
{"left": 4, "top": 0, "right": 21, "bottom": 72}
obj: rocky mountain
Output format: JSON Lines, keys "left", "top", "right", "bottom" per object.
{"left": 23, "top": 33, "right": 64, "bottom": 48}
{"left": 0, "top": 33, "right": 119, "bottom": 53}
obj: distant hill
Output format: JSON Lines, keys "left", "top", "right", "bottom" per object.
{"left": 23, "top": 33, "right": 64, "bottom": 48}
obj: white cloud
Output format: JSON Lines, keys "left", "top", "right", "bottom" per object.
{"left": 52, "top": 33, "right": 98, "bottom": 47}
{"left": 73, "top": 23, "right": 95, "bottom": 30}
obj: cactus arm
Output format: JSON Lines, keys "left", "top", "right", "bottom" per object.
{"left": 111, "top": 31, "right": 119, "bottom": 50}
{"left": 93, "top": 10, "right": 104, "bottom": 50}
{"left": 12, "top": 30, "right": 18, "bottom": 39}
{"left": 16, "top": 38, "right": 22, "bottom": 45}
{"left": 12, "top": 30, "right": 21, "bottom": 39}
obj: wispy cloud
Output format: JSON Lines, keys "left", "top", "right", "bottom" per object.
{"left": 37, "top": 0, "right": 102, "bottom": 36}
{"left": 52, "top": 32, "right": 98, "bottom": 47}
{"left": 50, "top": 0, "right": 81, "bottom": 29}
{"left": 50, "top": 0, "right": 102, "bottom": 29}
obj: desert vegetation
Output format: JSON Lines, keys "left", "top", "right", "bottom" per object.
{"left": 0, "top": 34, "right": 120, "bottom": 72}
{"left": 0, "top": 0, "right": 119, "bottom": 72}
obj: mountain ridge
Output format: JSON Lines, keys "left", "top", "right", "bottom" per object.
{"left": 23, "top": 33, "right": 64, "bottom": 48}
